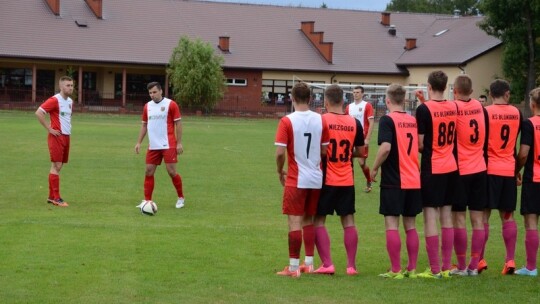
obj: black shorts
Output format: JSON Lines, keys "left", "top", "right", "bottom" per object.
{"left": 452, "top": 171, "right": 488, "bottom": 212}
{"left": 379, "top": 187, "right": 422, "bottom": 217}
{"left": 421, "top": 171, "right": 458, "bottom": 208}
{"left": 487, "top": 175, "right": 517, "bottom": 211}
{"left": 317, "top": 185, "right": 355, "bottom": 216}
{"left": 520, "top": 182, "right": 540, "bottom": 215}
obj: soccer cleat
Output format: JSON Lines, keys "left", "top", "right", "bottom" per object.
{"left": 364, "top": 182, "right": 372, "bottom": 193}
{"left": 403, "top": 270, "right": 417, "bottom": 279}
{"left": 417, "top": 269, "right": 442, "bottom": 279}
{"left": 47, "top": 198, "right": 54, "bottom": 204}
{"left": 51, "top": 198, "right": 69, "bottom": 207}
{"left": 346, "top": 267, "right": 358, "bottom": 276}
{"left": 314, "top": 264, "right": 335, "bottom": 275}
{"left": 175, "top": 197, "right": 185, "bottom": 209}
{"left": 450, "top": 268, "right": 468, "bottom": 276}
{"left": 299, "top": 263, "right": 314, "bottom": 274}
{"left": 378, "top": 271, "right": 402, "bottom": 279}
{"left": 276, "top": 266, "right": 300, "bottom": 278}
{"left": 515, "top": 267, "right": 538, "bottom": 276}
{"left": 467, "top": 269, "right": 479, "bottom": 276}
{"left": 136, "top": 200, "right": 146, "bottom": 208}
{"left": 478, "top": 259, "right": 488, "bottom": 273}
{"left": 440, "top": 270, "right": 452, "bottom": 279}
{"left": 501, "top": 260, "right": 516, "bottom": 275}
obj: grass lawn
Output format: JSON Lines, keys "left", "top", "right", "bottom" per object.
{"left": 0, "top": 110, "right": 537, "bottom": 304}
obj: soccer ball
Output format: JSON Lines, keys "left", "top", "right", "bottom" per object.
{"left": 140, "top": 200, "right": 158, "bottom": 216}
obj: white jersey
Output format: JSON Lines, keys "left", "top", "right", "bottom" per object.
{"left": 347, "top": 100, "right": 372, "bottom": 129}
{"left": 144, "top": 98, "right": 180, "bottom": 150}
{"left": 39, "top": 93, "right": 73, "bottom": 135}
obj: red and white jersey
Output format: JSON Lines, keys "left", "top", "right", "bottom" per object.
{"left": 275, "top": 110, "right": 329, "bottom": 189}
{"left": 346, "top": 100, "right": 374, "bottom": 136}
{"left": 38, "top": 93, "right": 73, "bottom": 135}
{"left": 142, "top": 98, "right": 181, "bottom": 150}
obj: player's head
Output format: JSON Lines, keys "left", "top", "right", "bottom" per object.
{"left": 453, "top": 74, "right": 473, "bottom": 96}
{"left": 528, "top": 87, "right": 540, "bottom": 110}
{"left": 385, "top": 84, "right": 406, "bottom": 106}
{"left": 353, "top": 85, "right": 364, "bottom": 101}
{"left": 427, "top": 70, "right": 448, "bottom": 93}
{"left": 147, "top": 81, "right": 163, "bottom": 102}
{"left": 58, "top": 76, "right": 74, "bottom": 96}
{"left": 291, "top": 82, "right": 310, "bottom": 104}
{"left": 489, "top": 79, "right": 510, "bottom": 99}
{"left": 324, "top": 84, "right": 344, "bottom": 106}
{"left": 479, "top": 94, "right": 488, "bottom": 106}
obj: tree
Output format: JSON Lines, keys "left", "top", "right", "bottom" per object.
{"left": 167, "top": 36, "right": 226, "bottom": 113}
{"left": 320, "top": 3, "right": 328, "bottom": 8}
{"left": 478, "top": 0, "right": 540, "bottom": 116}
{"left": 386, "top": 0, "right": 479, "bottom": 15}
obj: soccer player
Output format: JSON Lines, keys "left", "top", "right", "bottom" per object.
{"left": 346, "top": 86, "right": 375, "bottom": 193}
{"left": 134, "top": 82, "right": 185, "bottom": 209}
{"left": 481, "top": 79, "right": 522, "bottom": 275}
{"left": 479, "top": 94, "right": 489, "bottom": 107}
{"left": 514, "top": 88, "right": 540, "bottom": 276}
{"left": 451, "top": 75, "right": 487, "bottom": 276}
{"left": 313, "top": 84, "right": 364, "bottom": 276}
{"left": 371, "top": 84, "right": 421, "bottom": 279}
{"left": 415, "top": 70, "right": 458, "bottom": 279}
{"left": 35, "top": 76, "right": 74, "bottom": 207}
{"left": 275, "top": 82, "right": 329, "bottom": 278}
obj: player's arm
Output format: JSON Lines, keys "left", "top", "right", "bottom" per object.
{"left": 134, "top": 122, "right": 147, "bottom": 154}
{"left": 515, "top": 119, "right": 532, "bottom": 185}
{"left": 175, "top": 119, "right": 183, "bottom": 154}
{"left": 276, "top": 146, "right": 287, "bottom": 186}
{"left": 371, "top": 142, "right": 391, "bottom": 181}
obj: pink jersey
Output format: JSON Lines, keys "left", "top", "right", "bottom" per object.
{"left": 275, "top": 110, "right": 329, "bottom": 189}
{"left": 142, "top": 98, "right": 181, "bottom": 150}
{"left": 346, "top": 100, "right": 374, "bottom": 137}
{"left": 38, "top": 93, "right": 73, "bottom": 135}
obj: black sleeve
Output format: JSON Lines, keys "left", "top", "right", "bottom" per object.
{"left": 416, "top": 104, "right": 430, "bottom": 135}
{"left": 378, "top": 115, "right": 394, "bottom": 145}
{"left": 354, "top": 118, "right": 365, "bottom": 147}
{"left": 520, "top": 119, "right": 533, "bottom": 146}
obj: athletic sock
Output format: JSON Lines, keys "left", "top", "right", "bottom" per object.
{"left": 480, "top": 222, "right": 489, "bottom": 260}
{"left": 171, "top": 173, "right": 184, "bottom": 198}
{"left": 406, "top": 228, "right": 419, "bottom": 271}
{"left": 144, "top": 175, "right": 154, "bottom": 201}
{"left": 344, "top": 226, "right": 358, "bottom": 269}
{"left": 288, "top": 230, "right": 302, "bottom": 259}
{"left": 315, "top": 226, "right": 333, "bottom": 267}
{"left": 453, "top": 227, "right": 467, "bottom": 270}
{"left": 441, "top": 227, "right": 454, "bottom": 271}
{"left": 426, "top": 235, "right": 441, "bottom": 274}
{"left": 289, "top": 258, "right": 300, "bottom": 271}
{"left": 386, "top": 229, "right": 401, "bottom": 273}
{"left": 303, "top": 224, "right": 315, "bottom": 258}
{"left": 502, "top": 220, "right": 517, "bottom": 262}
{"left": 49, "top": 173, "right": 60, "bottom": 200}
{"left": 468, "top": 228, "right": 485, "bottom": 270}
{"left": 525, "top": 229, "right": 539, "bottom": 271}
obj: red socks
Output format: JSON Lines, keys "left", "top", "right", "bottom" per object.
{"left": 288, "top": 230, "right": 302, "bottom": 259}
{"left": 171, "top": 174, "right": 184, "bottom": 198}
{"left": 48, "top": 173, "right": 60, "bottom": 199}
{"left": 144, "top": 175, "right": 154, "bottom": 200}
{"left": 303, "top": 225, "right": 315, "bottom": 257}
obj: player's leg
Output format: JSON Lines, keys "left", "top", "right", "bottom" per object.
{"left": 518, "top": 214, "right": 539, "bottom": 275}
{"left": 452, "top": 211, "right": 468, "bottom": 273}
{"left": 422, "top": 207, "right": 441, "bottom": 276}
{"left": 499, "top": 177, "right": 518, "bottom": 275}
{"left": 300, "top": 189, "right": 319, "bottom": 273}
{"left": 382, "top": 215, "right": 401, "bottom": 275}
{"left": 341, "top": 214, "right": 358, "bottom": 275}
{"left": 440, "top": 205, "right": 454, "bottom": 274}
{"left": 403, "top": 216, "right": 419, "bottom": 277}
{"left": 478, "top": 209, "right": 491, "bottom": 272}
{"left": 164, "top": 148, "right": 184, "bottom": 208}
{"left": 47, "top": 134, "right": 68, "bottom": 206}
{"left": 313, "top": 215, "right": 334, "bottom": 274}
{"left": 358, "top": 156, "right": 372, "bottom": 193}
{"left": 277, "top": 187, "right": 304, "bottom": 277}
{"left": 467, "top": 210, "right": 484, "bottom": 275}
{"left": 144, "top": 164, "right": 158, "bottom": 201}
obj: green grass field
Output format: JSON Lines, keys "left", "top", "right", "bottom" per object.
{"left": 0, "top": 110, "right": 537, "bottom": 304}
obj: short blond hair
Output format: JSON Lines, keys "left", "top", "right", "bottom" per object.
{"left": 386, "top": 84, "right": 406, "bottom": 105}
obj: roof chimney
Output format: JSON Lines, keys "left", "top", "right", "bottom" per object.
{"left": 381, "top": 12, "right": 391, "bottom": 26}
{"left": 85, "top": 0, "right": 103, "bottom": 19}
{"left": 45, "top": 0, "right": 60, "bottom": 15}
{"left": 218, "top": 36, "right": 230, "bottom": 53}
{"left": 388, "top": 25, "right": 396, "bottom": 36}
{"left": 404, "top": 38, "right": 417, "bottom": 50}
{"left": 300, "top": 21, "right": 333, "bottom": 63}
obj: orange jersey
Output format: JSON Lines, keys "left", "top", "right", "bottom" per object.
{"left": 454, "top": 99, "right": 487, "bottom": 175}
{"left": 378, "top": 112, "right": 420, "bottom": 189}
{"left": 416, "top": 100, "right": 458, "bottom": 174}
{"left": 520, "top": 116, "right": 540, "bottom": 183}
{"left": 322, "top": 112, "right": 364, "bottom": 186}
{"left": 485, "top": 105, "right": 521, "bottom": 177}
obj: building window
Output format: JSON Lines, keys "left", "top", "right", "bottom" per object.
{"left": 262, "top": 79, "right": 295, "bottom": 105}
{"left": 0, "top": 68, "right": 32, "bottom": 88}
{"left": 226, "top": 78, "right": 247, "bottom": 86}
{"left": 83, "top": 72, "right": 97, "bottom": 90}
{"left": 114, "top": 73, "right": 165, "bottom": 99}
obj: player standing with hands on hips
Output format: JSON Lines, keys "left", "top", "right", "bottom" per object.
{"left": 135, "top": 82, "right": 185, "bottom": 209}
{"left": 36, "top": 76, "right": 74, "bottom": 207}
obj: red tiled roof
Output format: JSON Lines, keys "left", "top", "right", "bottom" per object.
{"left": 0, "top": 0, "right": 501, "bottom": 74}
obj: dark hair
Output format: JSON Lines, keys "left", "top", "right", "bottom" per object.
{"left": 386, "top": 84, "right": 406, "bottom": 105}
{"left": 324, "top": 84, "right": 343, "bottom": 105}
{"left": 147, "top": 82, "right": 162, "bottom": 91}
{"left": 291, "top": 82, "right": 311, "bottom": 104}
{"left": 529, "top": 87, "right": 540, "bottom": 107}
{"left": 453, "top": 74, "right": 473, "bottom": 95}
{"left": 428, "top": 70, "right": 448, "bottom": 92}
{"left": 479, "top": 94, "right": 488, "bottom": 99}
{"left": 489, "top": 79, "right": 510, "bottom": 99}
{"left": 354, "top": 85, "right": 364, "bottom": 93}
